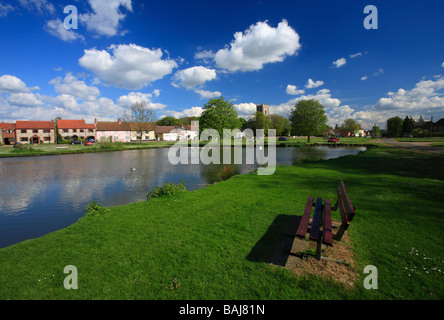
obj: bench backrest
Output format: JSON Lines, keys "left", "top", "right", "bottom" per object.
{"left": 337, "top": 181, "right": 355, "bottom": 228}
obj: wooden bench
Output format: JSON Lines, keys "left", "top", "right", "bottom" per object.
{"left": 294, "top": 181, "right": 356, "bottom": 260}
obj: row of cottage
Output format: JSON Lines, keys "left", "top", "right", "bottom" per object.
{"left": 0, "top": 119, "right": 199, "bottom": 145}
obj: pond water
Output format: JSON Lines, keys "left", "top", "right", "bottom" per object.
{"left": 0, "top": 146, "right": 366, "bottom": 248}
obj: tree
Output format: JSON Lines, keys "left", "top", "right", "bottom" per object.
{"left": 372, "top": 125, "right": 381, "bottom": 137}
{"left": 199, "top": 96, "right": 239, "bottom": 137}
{"left": 157, "top": 116, "right": 181, "bottom": 127}
{"left": 270, "top": 114, "right": 291, "bottom": 136}
{"left": 341, "top": 118, "right": 360, "bottom": 136}
{"left": 402, "top": 116, "right": 414, "bottom": 135}
{"left": 123, "top": 101, "right": 157, "bottom": 143}
{"left": 289, "top": 99, "right": 328, "bottom": 142}
{"left": 386, "top": 116, "right": 403, "bottom": 137}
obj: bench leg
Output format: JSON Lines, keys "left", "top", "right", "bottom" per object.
{"left": 315, "top": 240, "right": 322, "bottom": 261}
{"left": 334, "top": 225, "right": 346, "bottom": 241}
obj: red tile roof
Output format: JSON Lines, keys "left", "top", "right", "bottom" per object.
{"left": 16, "top": 120, "right": 55, "bottom": 129}
{"left": 57, "top": 119, "right": 95, "bottom": 129}
{"left": 155, "top": 125, "right": 177, "bottom": 134}
{"left": 96, "top": 121, "right": 131, "bottom": 131}
{"left": 0, "top": 122, "right": 15, "bottom": 129}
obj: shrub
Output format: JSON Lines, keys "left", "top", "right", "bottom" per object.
{"left": 147, "top": 180, "right": 187, "bottom": 200}
{"left": 84, "top": 201, "right": 109, "bottom": 216}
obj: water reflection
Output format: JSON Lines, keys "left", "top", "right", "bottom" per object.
{"left": 0, "top": 146, "right": 365, "bottom": 248}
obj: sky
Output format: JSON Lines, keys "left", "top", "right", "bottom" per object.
{"left": 0, "top": 0, "right": 443, "bottom": 130}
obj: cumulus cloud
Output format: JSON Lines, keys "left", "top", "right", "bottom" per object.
{"left": 49, "top": 73, "right": 100, "bottom": 101}
{"left": 332, "top": 57, "right": 346, "bottom": 68}
{"left": 117, "top": 92, "right": 166, "bottom": 110}
{"left": 172, "top": 66, "right": 217, "bottom": 88}
{"left": 79, "top": 0, "right": 133, "bottom": 37}
{"left": 44, "top": 19, "right": 85, "bottom": 42}
{"left": 234, "top": 102, "right": 257, "bottom": 117}
{"left": 305, "top": 78, "right": 324, "bottom": 89}
{"left": 375, "top": 76, "right": 444, "bottom": 114}
{"left": 79, "top": 44, "right": 178, "bottom": 90}
{"left": 214, "top": 19, "right": 301, "bottom": 72}
{"left": 18, "top": 0, "right": 54, "bottom": 14}
{"left": 442, "top": 62, "right": 444, "bottom": 68}
{"left": 286, "top": 85, "right": 304, "bottom": 95}
{"left": 7, "top": 92, "right": 44, "bottom": 107}
{"left": 361, "top": 76, "right": 368, "bottom": 81}
{"left": 0, "top": 75, "right": 39, "bottom": 93}
{"left": 194, "top": 89, "right": 222, "bottom": 99}
{"left": 161, "top": 106, "right": 204, "bottom": 119}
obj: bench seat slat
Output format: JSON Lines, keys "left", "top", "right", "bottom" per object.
{"left": 309, "top": 197, "right": 323, "bottom": 241}
{"left": 322, "top": 199, "right": 333, "bottom": 246}
{"left": 339, "top": 181, "right": 355, "bottom": 222}
{"left": 296, "top": 196, "right": 314, "bottom": 238}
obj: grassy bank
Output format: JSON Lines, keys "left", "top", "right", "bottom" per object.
{"left": 0, "top": 145, "right": 443, "bottom": 300}
{"left": 0, "top": 137, "right": 376, "bottom": 158}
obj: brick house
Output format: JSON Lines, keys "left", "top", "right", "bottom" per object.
{"left": 0, "top": 122, "right": 16, "bottom": 145}
{"left": 15, "top": 120, "right": 56, "bottom": 144}
{"left": 57, "top": 119, "right": 96, "bottom": 142}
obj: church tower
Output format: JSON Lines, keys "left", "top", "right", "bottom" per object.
{"left": 256, "top": 103, "right": 269, "bottom": 116}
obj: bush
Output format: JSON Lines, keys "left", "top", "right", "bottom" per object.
{"left": 147, "top": 180, "right": 187, "bottom": 200}
{"left": 84, "top": 201, "right": 109, "bottom": 216}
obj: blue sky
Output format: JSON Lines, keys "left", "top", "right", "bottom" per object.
{"left": 0, "top": 0, "right": 443, "bottom": 130}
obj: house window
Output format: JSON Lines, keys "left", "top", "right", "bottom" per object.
{"left": 7, "top": 130, "right": 13, "bottom": 134}
{"left": 33, "top": 130, "right": 38, "bottom": 133}
{"left": 43, "top": 130, "right": 50, "bottom": 133}
{"left": 44, "top": 137, "right": 50, "bottom": 141}
{"left": 63, "top": 129, "right": 68, "bottom": 133}
{"left": 21, "top": 130, "right": 27, "bottom": 133}
{"left": 114, "top": 136, "right": 118, "bottom": 141}
{"left": 80, "top": 129, "right": 84, "bottom": 133}
{"left": 88, "top": 129, "right": 93, "bottom": 133}
{"left": 21, "top": 137, "right": 28, "bottom": 142}
{"left": 73, "top": 129, "right": 77, "bottom": 133}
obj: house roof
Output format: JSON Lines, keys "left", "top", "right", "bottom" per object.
{"left": 16, "top": 120, "right": 55, "bottom": 129}
{"left": 96, "top": 121, "right": 131, "bottom": 131}
{"left": 58, "top": 119, "right": 95, "bottom": 129}
{"left": 155, "top": 125, "right": 177, "bottom": 134}
{"left": 0, "top": 122, "right": 15, "bottom": 129}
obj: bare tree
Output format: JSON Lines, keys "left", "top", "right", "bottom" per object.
{"left": 123, "top": 102, "right": 157, "bottom": 143}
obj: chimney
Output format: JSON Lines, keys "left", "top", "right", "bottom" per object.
{"left": 118, "top": 118, "right": 121, "bottom": 124}
{"left": 94, "top": 118, "right": 97, "bottom": 124}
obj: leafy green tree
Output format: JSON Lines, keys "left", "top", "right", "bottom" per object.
{"left": 199, "top": 97, "right": 239, "bottom": 137}
{"left": 289, "top": 99, "right": 328, "bottom": 142}
{"left": 157, "top": 116, "right": 181, "bottom": 126}
{"left": 341, "top": 118, "right": 360, "bottom": 136}
{"left": 386, "top": 116, "right": 403, "bottom": 137}
{"left": 372, "top": 125, "right": 381, "bottom": 137}
{"left": 402, "top": 116, "right": 414, "bottom": 135}
{"left": 270, "top": 114, "right": 291, "bottom": 136}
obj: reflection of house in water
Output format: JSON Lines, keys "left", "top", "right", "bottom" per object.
{"left": 15, "top": 120, "right": 55, "bottom": 144}
{"left": 0, "top": 122, "right": 16, "bottom": 145}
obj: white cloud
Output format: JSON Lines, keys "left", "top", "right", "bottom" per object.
{"left": 18, "top": 0, "right": 54, "bottom": 14}
{"left": 79, "top": 0, "right": 133, "bottom": 37}
{"left": 161, "top": 106, "right": 204, "bottom": 119}
{"left": 49, "top": 73, "right": 100, "bottom": 101}
{"left": 442, "top": 62, "right": 444, "bottom": 68}
{"left": 7, "top": 92, "right": 44, "bottom": 107}
{"left": 234, "top": 102, "right": 257, "bottom": 117}
{"left": 332, "top": 57, "right": 346, "bottom": 68}
{"left": 194, "top": 89, "right": 222, "bottom": 99}
{"left": 361, "top": 76, "right": 368, "bottom": 81}
{"left": 286, "top": 85, "right": 304, "bottom": 95}
{"left": 375, "top": 76, "right": 444, "bottom": 114}
{"left": 44, "top": 19, "right": 85, "bottom": 42}
{"left": 0, "top": 3, "right": 15, "bottom": 17}
{"left": 0, "top": 75, "right": 39, "bottom": 93}
{"left": 374, "top": 68, "right": 384, "bottom": 76}
{"left": 349, "top": 52, "right": 362, "bottom": 58}
{"left": 117, "top": 92, "right": 166, "bottom": 110}
{"left": 79, "top": 44, "right": 178, "bottom": 90}
{"left": 172, "top": 66, "right": 217, "bottom": 88}
{"left": 214, "top": 19, "right": 301, "bottom": 72}
{"left": 194, "top": 50, "right": 215, "bottom": 64}
{"left": 305, "top": 79, "right": 324, "bottom": 89}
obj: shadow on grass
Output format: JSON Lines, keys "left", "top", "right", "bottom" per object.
{"left": 246, "top": 214, "right": 302, "bottom": 267}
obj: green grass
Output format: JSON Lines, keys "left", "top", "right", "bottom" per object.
{"left": 431, "top": 143, "right": 444, "bottom": 148}
{"left": 395, "top": 137, "right": 444, "bottom": 142}
{"left": 0, "top": 145, "right": 443, "bottom": 300}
